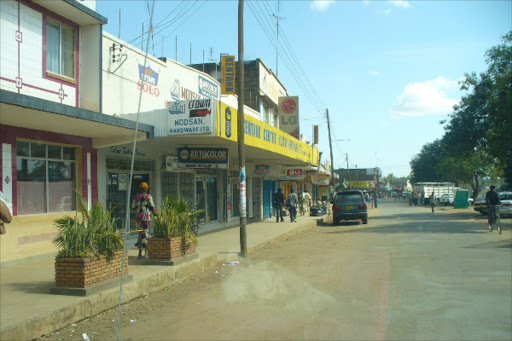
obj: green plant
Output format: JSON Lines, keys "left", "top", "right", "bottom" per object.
{"left": 152, "top": 194, "right": 204, "bottom": 244}
{"left": 53, "top": 193, "right": 123, "bottom": 260}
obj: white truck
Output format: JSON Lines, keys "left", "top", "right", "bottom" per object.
{"left": 412, "top": 182, "right": 456, "bottom": 204}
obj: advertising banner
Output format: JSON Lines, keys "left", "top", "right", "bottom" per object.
{"left": 279, "top": 96, "right": 299, "bottom": 139}
{"left": 313, "top": 125, "right": 319, "bottom": 144}
{"left": 221, "top": 55, "right": 236, "bottom": 95}
{"left": 168, "top": 99, "right": 216, "bottom": 135}
{"left": 251, "top": 164, "right": 279, "bottom": 177}
{"left": 177, "top": 147, "right": 228, "bottom": 169}
{"left": 216, "top": 102, "right": 318, "bottom": 165}
{"left": 278, "top": 168, "right": 305, "bottom": 180}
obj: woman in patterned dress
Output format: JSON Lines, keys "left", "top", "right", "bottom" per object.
{"left": 131, "top": 182, "right": 157, "bottom": 259}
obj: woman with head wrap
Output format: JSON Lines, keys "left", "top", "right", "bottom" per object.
{"left": 131, "top": 182, "right": 156, "bottom": 259}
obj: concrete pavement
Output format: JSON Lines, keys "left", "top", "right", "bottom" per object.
{"left": 0, "top": 213, "right": 323, "bottom": 340}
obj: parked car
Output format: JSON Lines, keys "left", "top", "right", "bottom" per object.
{"left": 439, "top": 194, "right": 455, "bottom": 206}
{"left": 332, "top": 190, "right": 368, "bottom": 225}
{"left": 474, "top": 191, "right": 512, "bottom": 216}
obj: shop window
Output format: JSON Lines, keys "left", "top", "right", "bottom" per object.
{"left": 46, "top": 18, "right": 76, "bottom": 80}
{"left": 16, "top": 141, "right": 76, "bottom": 215}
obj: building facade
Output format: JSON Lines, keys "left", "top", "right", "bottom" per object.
{"left": 0, "top": 0, "right": 153, "bottom": 263}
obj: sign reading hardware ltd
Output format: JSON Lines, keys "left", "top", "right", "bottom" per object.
{"left": 177, "top": 147, "right": 228, "bottom": 169}
{"left": 168, "top": 99, "right": 216, "bottom": 135}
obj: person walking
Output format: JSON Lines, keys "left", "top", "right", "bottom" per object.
{"left": 430, "top": 191, "right": 436, "bottom": 213}
{"left": 420, "top": 191, "right": 425, "bottom": 206}
{"left": 0, "top": 191, "right": 12, "bottom": 235}
{"left": 287, "top": 188, "right": 299, "bottom": 222}
{"left": 273, "top": 188, "right": 285, "bottom": 223}
{"left": 131, "top": 182, "right": 157, "bottom": 259}
{"left": 373, "top": 191, "right": 379, "bottom": 208}
{"left": 304, "top": 190, "right": 312, "bottom": 213}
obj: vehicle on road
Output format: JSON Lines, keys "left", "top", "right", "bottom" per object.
{"left": 439, "top": 194, "right": 455, "bottom": 206}
{"left": 332, "top": 190, "right": 368, "bottom": 225}
{"left": 474, "top": 191, "right": 512, "bottom": 216}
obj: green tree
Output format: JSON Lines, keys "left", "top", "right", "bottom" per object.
{"left": 410, "top": 139, "right": 445, "bottom": 182}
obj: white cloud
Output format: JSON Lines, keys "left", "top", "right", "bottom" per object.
{"left": 384, "top": 9, "right": 392, "bottom": 15}
{"left": 310, "top": 0, "right": 335, "bottom": 12}
{"left": 362, "top": 0, "right": 370, "bottom": 6}
{"left": 391, "top": 77, "right": 462, "bottom": 118}
{"left": 388, "top": 0, "right": 411, "bottom": 8}
{"left": 368, "top": 70, "right": 380, "bottom": 76}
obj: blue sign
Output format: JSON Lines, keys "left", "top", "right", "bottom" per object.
{"left": 198, "top": 76, "right": 219, "bottom": 99}
{"left": 138, "top": 65, "right": 159, "bottom": 86}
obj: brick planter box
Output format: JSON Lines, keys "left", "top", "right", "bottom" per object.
{"left": 147, "top": 236, "right": 196, "bottom": 260}
{"left": 55, "top": 250, "right": 128, "bottom": 288}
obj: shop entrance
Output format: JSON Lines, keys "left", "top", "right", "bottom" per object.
{"left": 196, "top": 176, "right": 218, "bottom": 223}
{"left": 107, "top": 172, "right": 150, "bottom": 234}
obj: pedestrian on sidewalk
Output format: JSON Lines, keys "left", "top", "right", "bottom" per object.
{"left": 273, "top": 188, "right": 285, "bottom": 223}
{"left": 287, "top": 188, "right": 299, "bottom": 222}
{"left": 430, "top": 191, "right": 436, "bottom": 213}
{"left": 131, "top": 182, "right": 157, "bottom": 259}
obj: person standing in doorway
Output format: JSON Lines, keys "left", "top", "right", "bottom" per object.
{"left": 273, "top": 188, "right": 285, "bottom": 223}
{"left": 287, "top": 188, "right": 299, "bottom": 222}
{"left": 131, "top": 182, "right": 157, "bottom": 259}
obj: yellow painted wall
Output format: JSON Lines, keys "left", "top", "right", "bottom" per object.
{"left": 0, "top": 212, "right": 71, "bottom": 263}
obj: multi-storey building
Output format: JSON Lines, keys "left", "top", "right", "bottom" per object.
{"left": 0, "top": 0, "right": 153, "bottom": 263}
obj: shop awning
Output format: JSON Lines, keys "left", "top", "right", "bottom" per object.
{"left": 32, "top": 0, "right": 108, "bottom": 25}
{"left": 0, "top": 90, "right": 154, "bottom": 148}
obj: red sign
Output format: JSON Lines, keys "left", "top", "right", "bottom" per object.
{"left": 281, "top": 98, "right": 297, "bottom": 114}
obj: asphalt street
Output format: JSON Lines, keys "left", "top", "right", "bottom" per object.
{"left": 43, "top": 200, "right": 512, "bottom": 340}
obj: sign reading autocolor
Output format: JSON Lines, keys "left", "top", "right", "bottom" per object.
{"left": 168, "top": 99, "right": 215, "bottom": 135}
{"left": 177, "top": 147, "right": 228, "bottom": 169}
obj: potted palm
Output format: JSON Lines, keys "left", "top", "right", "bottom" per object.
{"left": 52, "top": 194, "right": 127, "bottom": 292}
{"left": 147, "top": 194, "right": 203, "bottom": 263}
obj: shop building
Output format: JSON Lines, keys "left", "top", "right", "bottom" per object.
{"left": 0, "top": 0, "right": 153, "bottom": 263}
{"left": 100, "top": 33, "right": 318, "bottom": 233}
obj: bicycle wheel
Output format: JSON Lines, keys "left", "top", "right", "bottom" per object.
{"left": 489, "top": 212, "right": 494, "bottom": 232}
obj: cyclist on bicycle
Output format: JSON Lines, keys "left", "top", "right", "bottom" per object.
{"left": 485, "top": 185, "right": 501, "bottom": 225}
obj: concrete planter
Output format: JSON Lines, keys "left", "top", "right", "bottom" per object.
{"left": 147, "top": 236, "right": 196, "bottom": 260}
{"left": 54, "top": 250, "right": 128, "bottom": 288}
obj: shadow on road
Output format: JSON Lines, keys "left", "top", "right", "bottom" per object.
{"left": 326, "top": 220, "right": 509, "bottom": 235}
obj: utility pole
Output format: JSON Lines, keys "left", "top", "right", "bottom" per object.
{"left": 118, "top": 8, "right": 121, "bottom": 39}
{"left": 326, "top": 109, "right": 335, "bottom": 197}
{"left": 175, "top": 35, "right": 178, "bottom": 61}
{"left": 141, "top": 23, "right": 144, "bottom": 50}
{"left": 237, "top": 0, "right": 247, "bottom": 257}
{"left": 190, "top": 42, "right": 192, "bottom": 64}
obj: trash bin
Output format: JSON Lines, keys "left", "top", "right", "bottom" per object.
{"left": 454, "top": 190, "right": 469, "bottom": 209}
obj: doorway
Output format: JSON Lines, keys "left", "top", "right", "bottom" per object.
{"left": 196, "top": 176, "right": 218, "bottom": 223}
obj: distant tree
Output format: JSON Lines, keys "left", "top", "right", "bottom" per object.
{"left": 442, "top": 31, "right": 512, "bottom": 183}
{"left": 410, "top": 139, "right": 445, "bottom": 183}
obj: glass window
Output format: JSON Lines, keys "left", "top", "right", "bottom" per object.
{"left": 48, "top": 145, "right": 62, "bottom": 159}
{"left": 16, "top": 141, "right": 77, "bottom": 215}
{"left": 46, "top": 18, "right": 75, "bottom": 79}
{"left": 31, "top": 143, "right": 46, "bottom": 158}
{"left": 336, "top": 192, "right": 364, "bottom": 203}
{"left": 16, "top": 141, "right": 29, "bottom": 157}
{"left": 63, "top": 147, "right": 75, "bottom": 160}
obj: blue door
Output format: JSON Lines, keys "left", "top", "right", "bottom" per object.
{"left": 263, "top": 180, "right": 272, "bottom": 219}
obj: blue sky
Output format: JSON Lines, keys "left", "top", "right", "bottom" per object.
{"left": 97, "top": 0, "right": 511, "bottom": 177}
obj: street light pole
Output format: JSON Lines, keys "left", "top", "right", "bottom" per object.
{"left": 237, "top": 0, "right": 247, "bottom": 257}
{"left": 345, "top": 153, "right": 349, "bottom": 185}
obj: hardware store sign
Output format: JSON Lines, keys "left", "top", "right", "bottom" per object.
{"left": 177, "top": 147, "right": 228, "bottom": 169}
{"left": 168, "top": 99, "right": 215, "bottom": 135}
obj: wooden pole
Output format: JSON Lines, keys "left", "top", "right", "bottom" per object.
{"left": 238, "top": 0, "right": 247, "bottom": 257}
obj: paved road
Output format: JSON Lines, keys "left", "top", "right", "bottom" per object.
{"left": 44, "top": 200, "right": 511, "bottom": 340}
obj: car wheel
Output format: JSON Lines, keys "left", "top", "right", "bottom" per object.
{"left": 362, "top": 218, "right": 368, "bottom": 224}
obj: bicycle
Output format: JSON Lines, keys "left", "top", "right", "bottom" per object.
{"left": 487, "top": 204, "right": 502, "bottom": 234}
